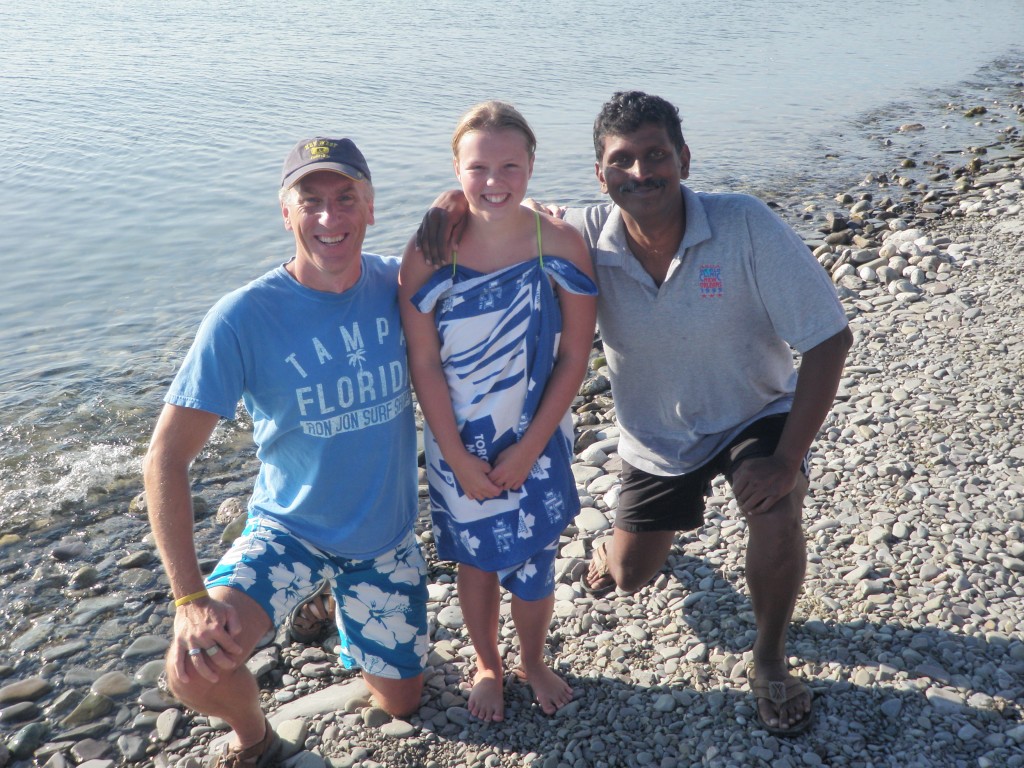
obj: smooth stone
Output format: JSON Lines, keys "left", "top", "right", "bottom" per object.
{"left": 61, "top": 693, "right": 114, "bottom": 727}
{"left": 247, "top": 648, "right": 279, "bottom": 680}
{"left": 9, "top": 721, "right": 49, "bottom": 759}
{"left": 290, "top": 753, "right": 328, "bottom": 768}
{"left": 0, "top": 677, "right": 51, "bottom": 705}
{"left": 436, "top": 605, "right": 464, "bottom": 629}
{"left": 362, "top": 707, "right": 391, "bottom": 728}
{"left": 91, "top": 672, "right": 135, "bottom": 698}
{"left": 880, "top": 698, "right": 902, "bottom": 718}
{"left": 69, "top": 566, "right": 101, "bottom": 589}
{"left": 571, "top": 465, "right": 603, "bottom": 485}
{"left": 119, "top": 567, "right": 156, "bottom": 588}
{"left": 122, "top": 636, "right": 171, "bottom": 660}
{"left": 426, "top": 583, "right": 451, "bottom": 602}
{"left": 10, "top": 622, "right": 56, "bottom": 653}
{"left": 70, "top": 739, "right": 109, "bottom": 762}
{"left": 269, "top": 680, "right": 372, "bottom": 724}
{"left": 42, "top": 641, "right": 89, "bottom": 663}
{"left": 51, "top": 542, "right": 89, "bottom": 561}
{"left": 276, "top": 719, "right": 306, "bottom": 759}
{"left": 379, "top": 720, "right": 415, "bottom": 738}
{"left": 117, "top": 551, "right": 153, "bottom": 568}
{"left": 653, "top": 694, "right": 676, "bottom": 713}
{"left": 587, "top": 474, "right": 619, "bottom": 494}
{"left": 446, "top": 706, "right": 472, "bottom": 726}
{"left": 134, "top": 660, "right": 166, "bottom": 686}
{"left": 137, "top": 687, "right": 180, "bottom": 712}
{"left": 70, "top": 597, "right": 124, "bottom": 626}
{"left": 925, "top": 687, "right": 965, "bottom": 712}
{"left": 116, "top": 734, "right": 147, "bottom": 762}
{"left": 575, "top": 507, "right": 611, "bottom": 534}
{"left": 0, "top": 702, "right": 40, "bottom": 723}
{"left": 221, "top": 514, "right": 248, "bottom": 544}
{"left": 154, "top": 708, "right": 181, "bottom": 741}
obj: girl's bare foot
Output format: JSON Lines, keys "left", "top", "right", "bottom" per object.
{"left": 468, "top": 668, "right": 505, "bottom": 722}
{"left": 515, "top": 664, "right": 573, "bottom": 715}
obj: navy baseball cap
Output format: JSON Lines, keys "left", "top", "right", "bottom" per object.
{"left": 280, "top": 137, "right": 371, "bottom": 188}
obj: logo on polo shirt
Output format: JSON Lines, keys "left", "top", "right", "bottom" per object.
{"left": 699, "top": 264, "right": 724, "bottom": 298}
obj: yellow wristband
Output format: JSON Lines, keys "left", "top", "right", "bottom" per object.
{"left": 173, "top": 589, "right": 209, "bottom": 608}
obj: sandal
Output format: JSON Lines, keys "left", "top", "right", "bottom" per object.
{"left": 214, "top": 717, "right": 283, "bottom": 768}
{"left": 750, "top": 671, "right": 814, "bottom": 737}
{"left": 573, "top": 539, "right": 616, "bottom": 597}
{"left": 288, "top": 580, "right": 336, "bottom": 644}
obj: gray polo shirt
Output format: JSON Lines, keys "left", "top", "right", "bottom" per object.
{"left": 564, "top": 184, "right": 848, "bottom": 476}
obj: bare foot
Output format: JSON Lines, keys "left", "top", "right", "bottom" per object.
{"left": 515, "top": 664, "right": 573, "bottom": 715}
{"left": 751, "top": 660, "right": 813, "bottom": 735}
{"left": 468, "top": 669, "right": 504, "bottom": 722}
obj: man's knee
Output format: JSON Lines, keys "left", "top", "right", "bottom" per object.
{"left": 163, "top": 657, "right": 214, "bottom": 705}
{"left": 747, "top": 493, "right": 807, "bottom": 561}
{"left": 365, "top": 673, "right": 424, "bottom": 717}
{"left": 606, "top": 530, "right": 676, "bottom": 593}
{"left": 610, "top": 561, "right": 652, "bottom": 594}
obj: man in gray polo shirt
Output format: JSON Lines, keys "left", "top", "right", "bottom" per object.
{"left": 417, "top": 91, "right": 852, "bottom": 736}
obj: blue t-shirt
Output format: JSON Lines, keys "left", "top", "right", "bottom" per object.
{"left": 165, "top": 256, "right": 417, "bottom": 559}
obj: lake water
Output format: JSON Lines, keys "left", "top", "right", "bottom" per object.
{"left": 0, "top": 0, "right": 1022, "bottom": 541}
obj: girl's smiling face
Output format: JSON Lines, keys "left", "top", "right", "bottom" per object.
{"left": 454, "top": 128, "right": 534, "bottom": 220}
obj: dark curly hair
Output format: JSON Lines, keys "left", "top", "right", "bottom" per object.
{"left": 593, "top": 91, "right": 685, "bottom": 160}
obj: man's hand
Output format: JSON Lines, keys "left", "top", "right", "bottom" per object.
{"left": 731, "top": 455, "right": 799, "bottom": 516}
{"left": 523, "top": 198, "right": 566, "bottom": 218}
{"left": 415, "top": 190, "right": 470, "bottom": 267}
{"left": 170, "top": 597, "right": 245, "bottom": 684}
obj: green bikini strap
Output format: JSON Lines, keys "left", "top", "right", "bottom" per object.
{"left": 535, "top": 210, "right": 544, "bottom": 268}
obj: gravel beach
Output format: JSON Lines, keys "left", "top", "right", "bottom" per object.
{"left": 1, "top": 97, "right": 1022, "bottom": 768}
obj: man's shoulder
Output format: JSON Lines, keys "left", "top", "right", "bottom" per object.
{"left": 358, "top": 252, "right": 402, "bottom": 296}
{"left": 208, "top": 266, "right": 285, "bottom": 316}
{"left": 563, "top": 200, "right": 616, "bottom": 241}
{"left": 692, "top": 188, "right": 772, "bottom": 216}
{"left": 361, "top": 251, "right": 401, "bottom": 276}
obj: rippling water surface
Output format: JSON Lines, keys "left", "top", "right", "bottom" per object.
{"left": 0, "top": 0, "right": 1022, "bottom": 534}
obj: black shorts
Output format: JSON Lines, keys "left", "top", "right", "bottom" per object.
{"left": 615, "top": 413, "right": 807, "bottom": 533}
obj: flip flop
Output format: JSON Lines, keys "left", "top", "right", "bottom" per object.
{"left": 750, "top": 671, "right": 814, "bottom": 737}
{"left": 288, "top": 580, "right": 336, "bottom": 644}
{"left": 571, "top": 539, "right": 616, "bottom": 598}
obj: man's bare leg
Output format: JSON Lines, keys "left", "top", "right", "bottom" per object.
{"left": 457, "top": 564, "right": 505, "bottom": 721}
{"left": 363, "top": 672, "right": 424, "bottom": 718}
{"left": 510, "top": 593, "right": 572, "bottom": 714}
{"left": 164, "top": 587, "right": 272, "bottom": 750}
{"left": 744, "top": 474, "right": 813, "bottom": 731}
{"left": 585, "top": 528, "right": 676, "bottom": 594}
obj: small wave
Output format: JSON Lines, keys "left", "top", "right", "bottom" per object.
{"left": 0, "top": 442, "right": 140, "bottom": 527}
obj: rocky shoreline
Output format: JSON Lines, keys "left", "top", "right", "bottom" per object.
{"left": 2, "top": 94, "right": 1023, "bottom": 768}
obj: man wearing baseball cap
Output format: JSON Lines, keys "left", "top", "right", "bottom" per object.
{"left": 144, "top": 137, "right": 428, "bottom": 767}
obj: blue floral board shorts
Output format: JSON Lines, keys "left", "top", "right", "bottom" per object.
{"left": 205, "top": 516, "right": 428, "bottom": 680}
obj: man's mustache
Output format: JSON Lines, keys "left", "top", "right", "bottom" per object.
{"left": 618, "top": 178, "right": 667, "bottom": 194}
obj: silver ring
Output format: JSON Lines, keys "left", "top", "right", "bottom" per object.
{"left": 204, "top": 645, "right": 220, "bottom": 657}
{"left": 188, "top": 648, "right": 203, "bottom": 657}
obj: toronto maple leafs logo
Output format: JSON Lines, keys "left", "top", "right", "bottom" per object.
{"left": 492, "top": 519, "right": 514, "bottom": 553}
{"left": 479, "top": 280, "right": 502, "bottom": 310}
{"left": 529, "top": 454, "right": 553, "bottom": 481}
{"left": 518, "top": 510, "right": 536, "bottom": 539}
{"left": 516, "top": 560, "right": 539, "bottom": 583}
{"left": 459, "top": 528, "right": 482, "bottom": 557}
{"left": 543, "top": 490, "right": 565, "bottom": 524}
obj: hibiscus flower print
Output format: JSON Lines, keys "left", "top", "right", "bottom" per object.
{"left": 344, "top": 583, "right": 416, "bottom": 650}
